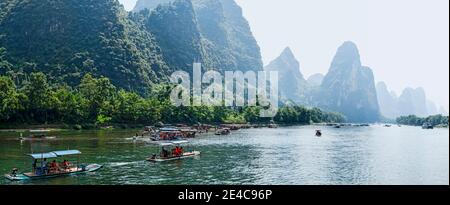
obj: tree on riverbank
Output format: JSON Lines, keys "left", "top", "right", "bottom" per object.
{"left": 0, "top": 73, "right": 345, "bottom": 128}
{"left": 396, "top": 115, "right": 449, "bottom": 127}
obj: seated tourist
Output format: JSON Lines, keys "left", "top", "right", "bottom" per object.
{"left": 61, "top": 160, "right": 70, "bottom": 171}
{"left": 50, "top": 160, "right": 59, "bottom": 173}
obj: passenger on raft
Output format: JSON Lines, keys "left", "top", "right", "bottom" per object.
{"left": 60, "top": 160, "right": 71, "bottom": 171}
{"left": 50, "top": 160, "right": 60, "bottom": 173}
{"left": 174, "top": 146, "right": 183, "bottom": 157}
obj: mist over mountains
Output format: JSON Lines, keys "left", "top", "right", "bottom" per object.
{"left": 376, "top": 82, "right": 447, "bottom": 118}
{"left": 0, "top": 0, "right": 446, "bottom": 122}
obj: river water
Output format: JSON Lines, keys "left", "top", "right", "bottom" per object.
{"left": 0, "top": 125, "right": 448, "bottom": 185}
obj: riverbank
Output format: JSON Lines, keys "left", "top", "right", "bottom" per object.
{"left": 0, "top": 122, "right": 313, "bottom": 133}
{"left": 0, "top": 123, "right": 146, "bottom": 132}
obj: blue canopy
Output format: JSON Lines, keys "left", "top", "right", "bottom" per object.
{"left": 52, "top": 150, "right": 81, "bottom": 156}
{"left": 28, "top": 150, "right": 81, "bottom": 159}
{"left": 28, "top": 152, "right": 58, "bottom": 159}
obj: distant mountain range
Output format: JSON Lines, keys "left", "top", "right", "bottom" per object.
{"left": 376, "top": 82, "right": 447, "bottom": 118}
{"left": 266, "top": 42, "right": 380, "bottom": 122}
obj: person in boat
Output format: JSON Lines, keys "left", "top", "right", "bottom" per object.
{"left": 50, "top": 160, "right": 60, "bottom": 173}
{"left": 61, "top": 160, "right": 71, "bottom": 171}
{"left": 162, "top": 147, "right": 169, "bottom": 158}
{"left": 11, "top": 168, "right": 18, "bottom": 177}
{"left": 172, "top": 147, "right": 178, "bottom": 157}
{"left": 174, "top": 146, "right": 182, "bottom": 157}
{"left": 41, "top": 158, "right": 48, "bottom": 174}
{"left": 32, "top": 159, "right": 37, "bottom": 173}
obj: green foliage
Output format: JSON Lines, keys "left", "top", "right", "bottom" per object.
{"left": 396, "top": 115, "right": 449, "bottom": 126}
{"left": 0, "top": 76, "right": 21, "bottom": 121}
{"left": 138, "top": 0, "right": 208, "bottom": 73}
{"left": 0, "top": 73, "right": 345, "bottom": 127}
{"left": 0, "top": 0, "right": 168, "bottom": 93}
{"left": 0, "top": 47, "right": 12, "bottom": 72}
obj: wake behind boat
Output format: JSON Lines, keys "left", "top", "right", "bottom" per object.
{"left": 4, "top": 150, "right": 102, "bottom": 181}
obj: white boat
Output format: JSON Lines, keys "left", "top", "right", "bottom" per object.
{"left": 19, "top": 130, "right": 57, "bottom": 141}
{"left": 147, "top": 141, "right": 201, "bottom": 162}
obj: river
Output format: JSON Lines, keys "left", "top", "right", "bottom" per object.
{"left": 0, "top": 125, "right": 448, "bottom": 185}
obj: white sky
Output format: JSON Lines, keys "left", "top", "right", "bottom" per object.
{"left": 119, "top": 0, "right": 449, "bottom": 111}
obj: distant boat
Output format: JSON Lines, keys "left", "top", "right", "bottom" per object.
{"left": 422, "top": 123, "right": 434, "bottom": 129}
{"left": 384, "top": 124, "right": 392, "bottom": 127}
{"left": 315, "top": 130, "right": 322, "bottom": 137}
{"left": 19, "top": 130, "right": 57, "bottom": 141}
{"left": 334, "top": 125, "right": 341, "bottom": 128}
{"left": 215, "top": 128, "right": 231, "bottom": 135}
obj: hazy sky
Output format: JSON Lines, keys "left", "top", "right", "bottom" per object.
{"left": 119, "top": 0, "right": 449, "bottom": 111}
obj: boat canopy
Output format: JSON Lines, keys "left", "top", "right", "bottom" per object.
{"left": 160, "top": 127, "right": 180, "bottom": 132}
{"left": 160, "top": 142, "right": 174, "bottom": 146}
{"left": 53, "top": 150, "right": 81, "bottom": 156}
{"left": 28, "top": 152, "right": 58, "bottom": 159}
{"left": 28, "top": 150, "right": 81, "bottom": 159}
{"left": 172, "top": 140, "right": 189, "bottom": 145}
{"left": 158, "top": 141, "right": 189, "bottom": 147}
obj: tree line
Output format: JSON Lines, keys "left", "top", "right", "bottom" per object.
{"left": 0, "top": 72, "right": 345, "bottom": 129}
{"left": 396, "top": 115, "right": 449, "bottom": 127}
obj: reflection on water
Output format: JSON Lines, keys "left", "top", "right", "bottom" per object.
{"left": 0, "top": 125, "right": 448, "bottom": 185}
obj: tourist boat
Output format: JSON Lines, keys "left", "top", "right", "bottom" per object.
{"left": 315, "top": 130, "right": 322, "bottom": 137}
{"left": 150, "top": 127, "right": 185, "bottom": 141}
{"left": 4, "top": 150, "right": 102, "bottom": 181}
{"left": 19, "top": 130, "right": 57, "bottom": 141}
{"left": 179, "top": 128, "right": 198, "bottom": 138}
{"left": 147, "top": 141, "right": 201, "bottom": 162}
{"left": 215, "top": 128, "right": 231, "bottom": 135}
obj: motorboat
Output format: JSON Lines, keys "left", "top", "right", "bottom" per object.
{"left": 147, "top": 141, "right": 200, "bottom": 162}
{"left": 4, "top": 150, "right": 102, "bottom": 181}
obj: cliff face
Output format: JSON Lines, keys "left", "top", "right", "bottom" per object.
{"left": 264, "top": 47, "right": 309, "bottom": 104}
{"left": 376, "top": 82, "right": 399, "bottom": 119}
{"left": 137, "top": 0, "right": 208, "bottom": 73}
{"left": 318, "top": 41, "right": 380, "bottom": 122}
{"left": 398, "top": 87, "right": 428, "bottom": 117}
{"left": 307, "top": 74, "right": 324, "bottom": 87}
{"left": 133, "top": 0, "right": 173, "bottom": 12}
{"left": 134, "top": 0, "right": 263, "bottom": 72}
